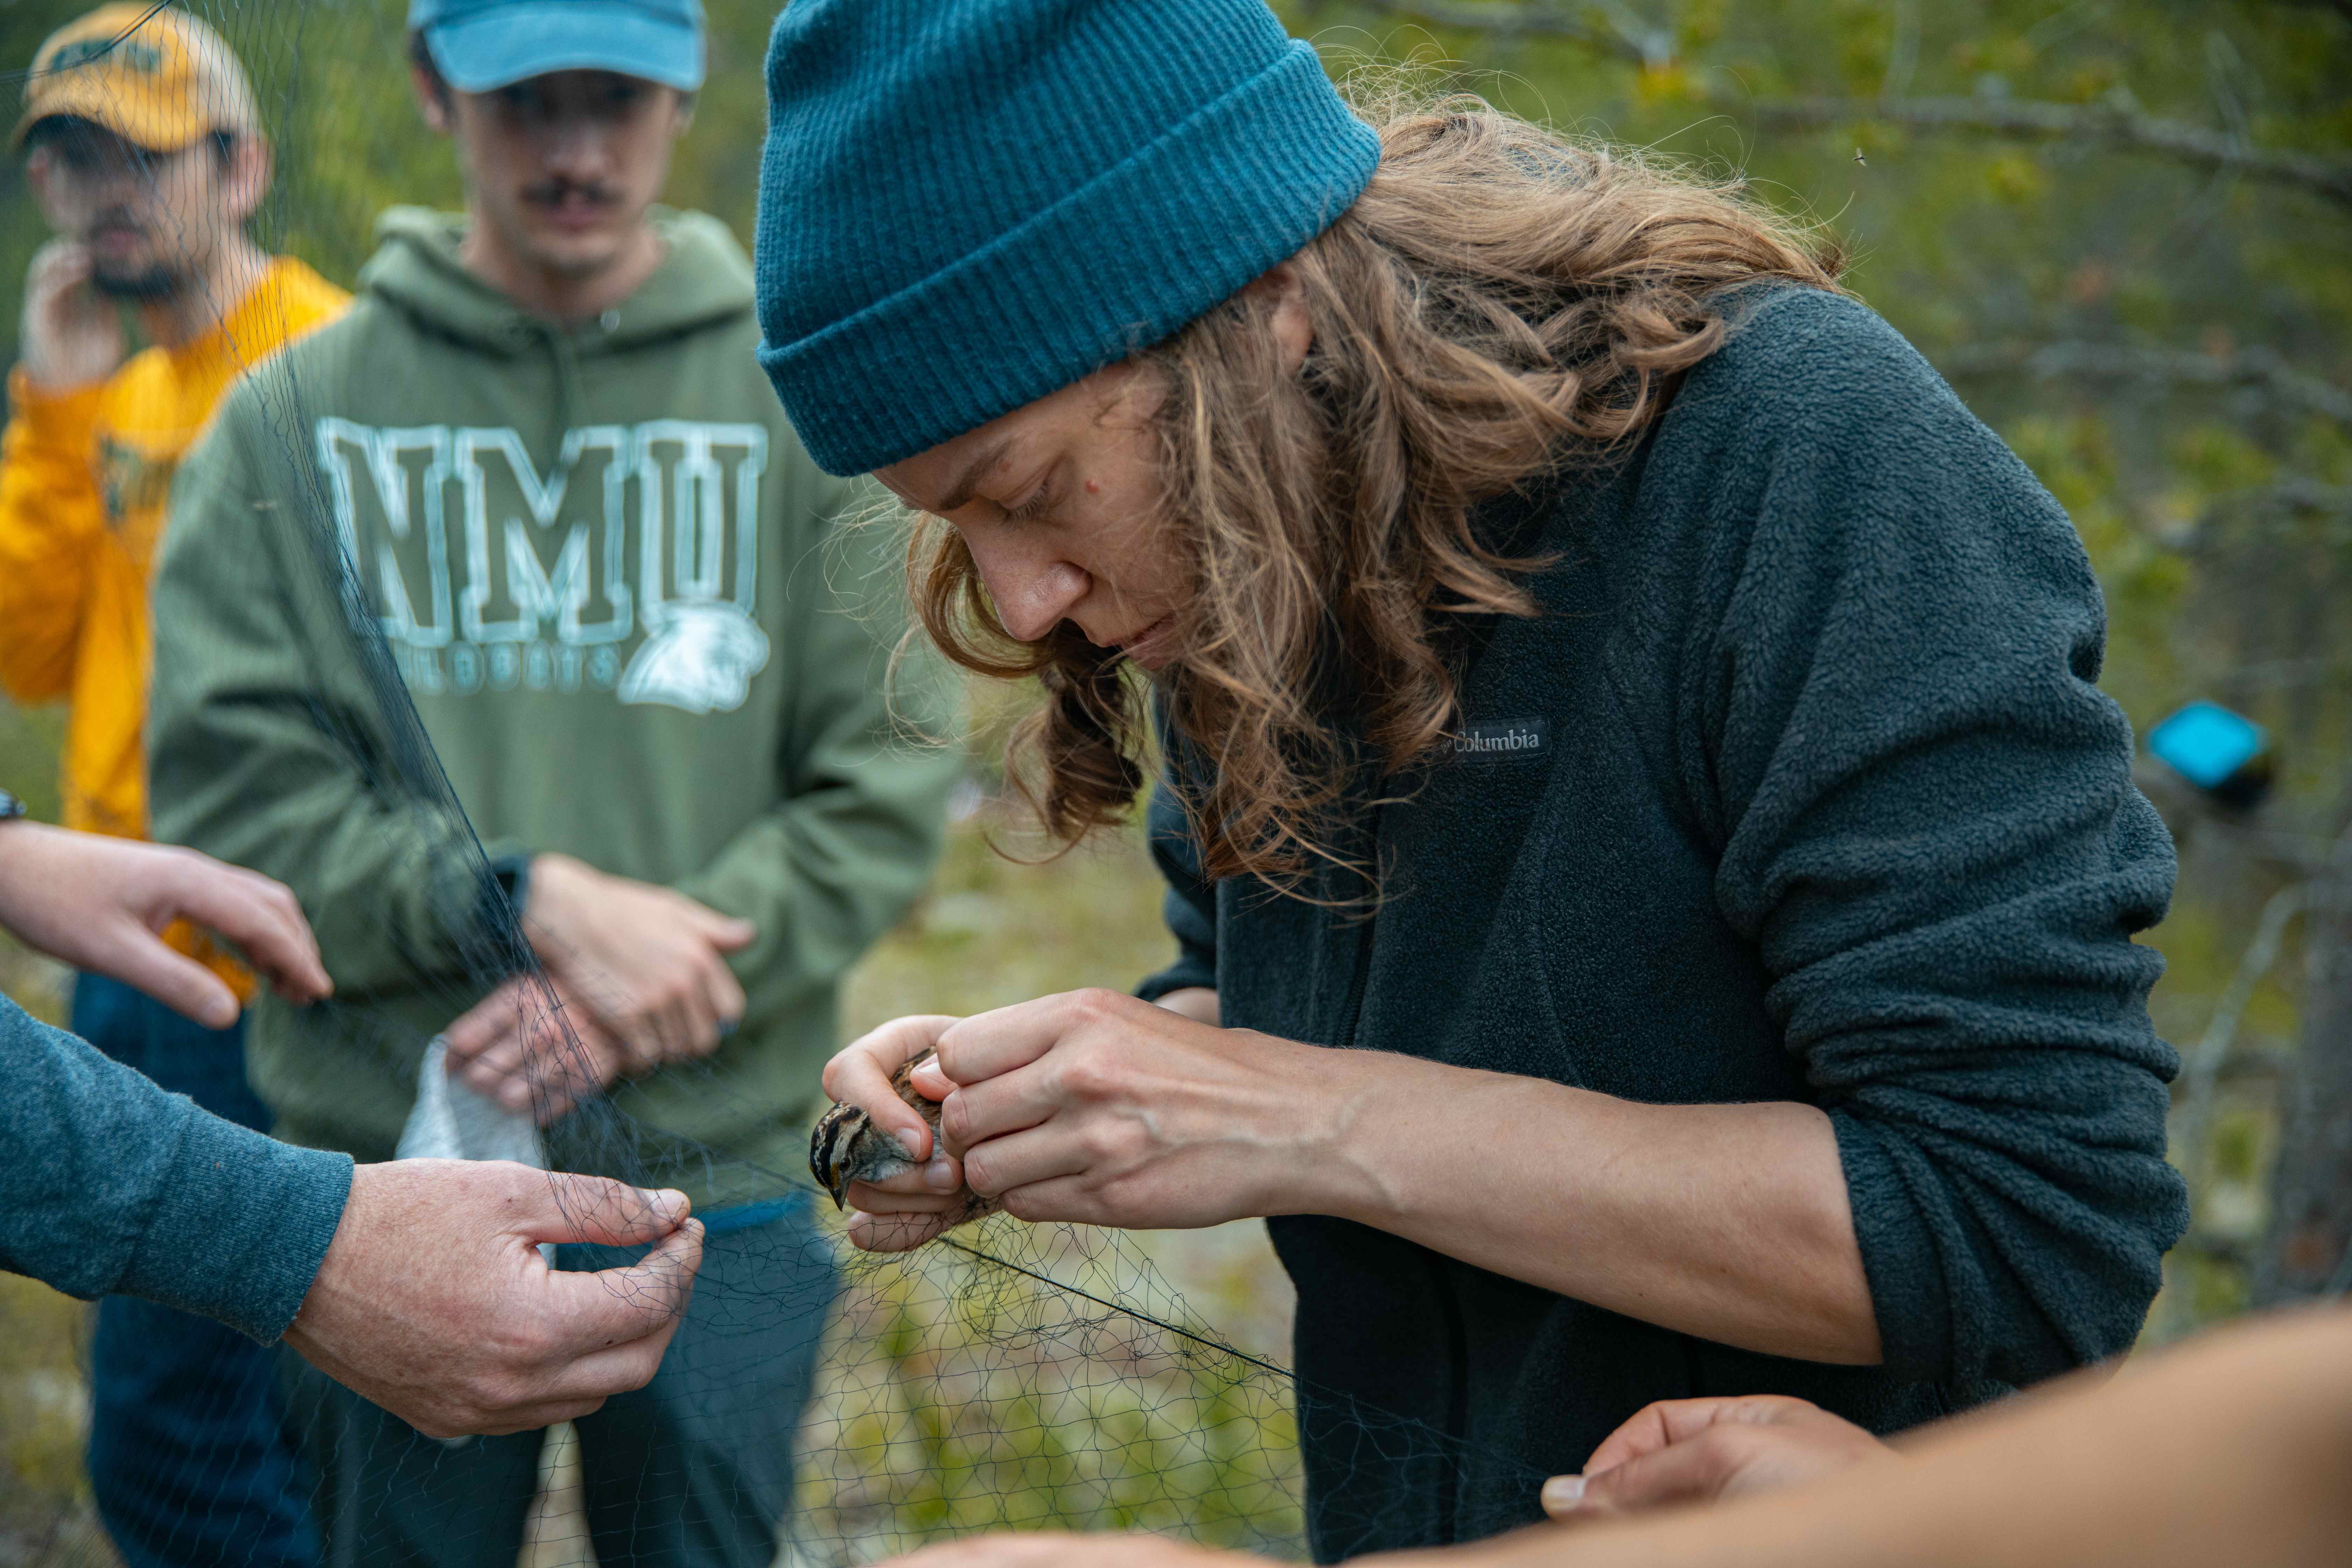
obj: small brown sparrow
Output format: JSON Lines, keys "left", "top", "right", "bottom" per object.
{"left": 808, "top": 1049, "right": 997, "bottom": 1225}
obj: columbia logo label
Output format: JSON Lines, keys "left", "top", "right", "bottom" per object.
{"left": 1447, "top": 718, "right": 1549, "bottom": 759}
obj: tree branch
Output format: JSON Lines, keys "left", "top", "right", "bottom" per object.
{"left": 2185, "top": 481, "right": 2352, "bottom": 552}
{"left": 1346, "top": 1, "right": 1653, "bottom": 66}
{"left": 2174, "top": 1233, "right": 2257, "bottom": 1269}
{"left": 2277, "top": 0, "right": 2352, "bottom": 29}
{"left": 1353, "top": 7, "right": 2352, "bottom": 213}
{"left": 2177, "top": 883, "right": 2308, "bottom": 1227}
{"left": 2191, "top": 818, "right": 2344, "bottom": 879}
{"left": 1742, "top": 95, "right": 2352, "bottom": 212}
{"left": 1938, "top": 340, "right": 2352, "bottom": 426}
{"left": 2207, "top": 479, "right": 2352, "bottom": 524}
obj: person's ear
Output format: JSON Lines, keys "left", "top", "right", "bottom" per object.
{"left": 411, "top": 62, "right": 454, "bottom": 133}
{"left": 222, "top": 134, "right": 271, "bottom": 227}
{"left": 1247, "top": 260, "right": 1313, "bottom": 375}
{"left": 670, "top": 85, "right": 695, "bottom": 137}
{"left": 24, "top": 145, "right": 58, "bottom": 219}
{"left": 25, "top": 143, "right": 82, "bottom": 233}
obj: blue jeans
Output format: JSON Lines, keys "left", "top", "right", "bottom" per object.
{"left": 72, "top": 972, "right": 321, "bottom": 1568}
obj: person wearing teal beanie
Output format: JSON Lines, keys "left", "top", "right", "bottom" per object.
{"left": 763, "top": 2, "right": 2186, "bottom": 1562}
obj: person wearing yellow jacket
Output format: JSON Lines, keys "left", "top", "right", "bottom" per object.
{"left": 0, "top": 8, "right": 344, "bottom": 1567}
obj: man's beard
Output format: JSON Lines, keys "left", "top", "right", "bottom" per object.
{"left": 90, "top": 261, "right": 187, "bottom": 301}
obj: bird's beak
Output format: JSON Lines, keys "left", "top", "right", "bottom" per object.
{"left": 811, "top": 1143, "right": 847, "bottom": 1210}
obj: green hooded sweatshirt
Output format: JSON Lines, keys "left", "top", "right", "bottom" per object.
{"left": 150, "top": 208, "right": 959, "bottom": 1206}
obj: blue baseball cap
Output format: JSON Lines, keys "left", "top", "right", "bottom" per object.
{"left": 407, "top": 0, "right": 705, "bottom": 93}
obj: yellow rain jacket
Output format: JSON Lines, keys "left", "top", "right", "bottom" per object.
{"left": 0, "top": 255, "right": 346, "bottom": 982}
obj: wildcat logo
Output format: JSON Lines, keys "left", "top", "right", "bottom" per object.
{"left": 618, "top": 600, "right": 770, "bottom": 715}
{"left": 315, "top": 418, "right": 770, "bottom": 714}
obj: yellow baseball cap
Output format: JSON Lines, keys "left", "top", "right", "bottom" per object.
{"left": 12, "top": 4, "right": 260, "bottom": 152}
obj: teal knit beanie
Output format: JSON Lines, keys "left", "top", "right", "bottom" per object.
{"left": 754, "top": 0, "right": 1381, "bottom": 477}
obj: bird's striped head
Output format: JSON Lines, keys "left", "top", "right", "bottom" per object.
{"left": 808, "top": 1099, "right": 872, "bottom": 1209}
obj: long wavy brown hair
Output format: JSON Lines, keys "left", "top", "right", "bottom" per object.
{"left": 908, "top": 89, "right": 1846, "bottom": 897}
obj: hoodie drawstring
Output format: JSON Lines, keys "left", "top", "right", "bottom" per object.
{"left": 539, "top": 321, "right": 589, "bottom": 451}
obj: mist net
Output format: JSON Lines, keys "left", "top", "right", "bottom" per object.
{"left": 0, "top": 2, "right": 1544, "bottom": 1562}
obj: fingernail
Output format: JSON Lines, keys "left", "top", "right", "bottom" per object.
{"left": 642, "top": 1188, "right": 689, "bottom": 1222}
{"left": 896, "top": 1129, "right": 926, "bottom": 1160}
{"left": 923, "top": 1156, "right": 959, "bottom": 1192}
{"left": 1541, "top": 1476, "right": 1585, "bottom": 1511}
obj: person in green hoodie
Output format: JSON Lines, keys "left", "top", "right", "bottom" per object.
{"left": 145, "top": 0, "right": 959, "bottom": 1562}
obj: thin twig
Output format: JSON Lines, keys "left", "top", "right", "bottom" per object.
{"left": 2191, "top": 481, "right": 2352, "bottom": 551}
{"left": 1745, "top": 95, "right": 2352, "bottom": 213}
{"left": 1347, "top": 1, "right": 1650, "bottom": 65}
{"left": 1352, "top": 5, "right": 2352, "bottom": 212}
{"left": 2178, "top": 883, "right": 2308, "bottom": 1199}
{"left": 1938, "top": 341, "right": 2352, "bottom": 427}
{"left": 2159, "top": 882, "right": 2308, "bottom": 1339}
{"left": 2217, "top": 656, "right": 2352, "bottom": 696}
{"left": 2197, "top": 821, "right": 2341, "bottom": 880}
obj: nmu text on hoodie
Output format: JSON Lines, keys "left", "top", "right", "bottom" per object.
{"left": 150, "top": 208, "right": 960, "bottom": 1204}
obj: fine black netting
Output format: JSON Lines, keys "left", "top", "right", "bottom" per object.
{"left": 0, "top": 4, "right": 1547, "bottom": 1563}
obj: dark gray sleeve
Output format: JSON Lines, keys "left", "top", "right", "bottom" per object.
{"left": 1690, "top": 292, "right": 2188, "bottom": 1391}
{"left": 1137, "top": 773, "right": 1219, "bottom": 1001}
{"left": 2, "top": 994, "right": 354, "bottom": 1344}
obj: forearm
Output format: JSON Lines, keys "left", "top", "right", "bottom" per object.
{"left": 1298, "top": 1049, "right": 1879, "bottom": 1364}
{"left": 1374, "top": 1309, "right": 2352, "bottom": 1568}
{"left": 3, "top": 995, "right": 352, "bottom": 1342}
{"left": 1153, "top": 986, "right": 1220, "bottom": 1025}
{"left": 883, "top": 996, "right": 1870, "bottom": 1346}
